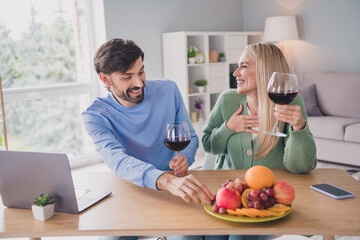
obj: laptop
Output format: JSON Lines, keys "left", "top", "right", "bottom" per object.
{"left": 0, "top": 150, "right": 112, "bottom": 213}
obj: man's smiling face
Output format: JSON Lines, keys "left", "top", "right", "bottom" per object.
{"left": 100, "top": 57, "right": 146, "bottom": 107}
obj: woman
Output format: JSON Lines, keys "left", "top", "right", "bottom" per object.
{"left": 168, "top": 43, "right": 317, "bottom": 240}
{"left": 199, "top": 43, "right": 317, "bottom": 240}
{"left": 202, "top": 43, "right": 317, "bottom": 173}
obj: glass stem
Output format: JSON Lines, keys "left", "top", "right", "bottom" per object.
{"left": 177, "top": 151, "right": 180, "bottom": 162}
{"left": 272, "top": 119, "right": 280, "bottom": 132}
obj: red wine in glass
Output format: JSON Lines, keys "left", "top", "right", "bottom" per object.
{"left": 164, "top": 121, "right": 191, "bottom": 176}
{"left": 164, "top": 137, "right": 190, "bottom": 152}
{"left": 268, "top": 91, "right": 298, "bottom": 105}
{"left": 265, "top": 72, "right": 299, "bottom": 137}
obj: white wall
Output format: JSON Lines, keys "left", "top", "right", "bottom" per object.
{"left": 103, "top": 0, "right": 360, "bottom": 81}
{"left": 242, "top": 0, "right": 360, "bottom": 81}
{"left": 103, "top": 0, "right": 243, "bottom": 79}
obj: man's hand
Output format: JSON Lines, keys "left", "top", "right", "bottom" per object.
{"left": 225, "top": 104, "right": 259, "bottom": 133}
{"left": 156, "top": 173, "right": 214, "bottom": 205}
{"left": 169, "top": 154, "right": 188, "bottom": 177}
{"left": 274, "top": 104, "right": 305, "bottom": 131}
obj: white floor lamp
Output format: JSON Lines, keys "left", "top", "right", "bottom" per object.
{"left": 263, "top": 15, "right": 299, "bottom": 73}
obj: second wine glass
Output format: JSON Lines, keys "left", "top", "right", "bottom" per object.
{"left": 265, "top": 72, "right": 299, "bottom": 137}
{"left": 164, "top": 121, "right": 191, "bottom": 175}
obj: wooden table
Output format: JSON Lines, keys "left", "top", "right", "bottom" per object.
{"left": 1, "top": 169, "right": 360, "bottom": 239}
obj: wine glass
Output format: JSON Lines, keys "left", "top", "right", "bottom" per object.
{"left": 265, "top": 72, "right": 299, "bottom": 137}
{"left": 164, "top": 121, "right": 191, "bottom": 176}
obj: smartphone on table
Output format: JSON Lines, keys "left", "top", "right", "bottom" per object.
{"left": 310, "top": 183, "right": 354, "bottom": 199}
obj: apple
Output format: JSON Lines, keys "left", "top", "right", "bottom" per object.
{"left": 273, "top": 180, "right": 295, "bottom": 205}
{"left": 216, "top": 186, "right": 242, "bottom": 210}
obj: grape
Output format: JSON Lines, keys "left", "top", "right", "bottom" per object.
{"left": 262, "top": 187, "right": 270, "bottom": 192}
{"left": 224, "top": 180, "right": 234, "bottom": 188}
{"left": 264, "top": 200, "right": 272, "bottom": 208}
{"left": 229, "top": 182, "right": 238, "bottom": 189}
{"left": 254, "top": 201, "right": 262, "bottom": 209}
{"left": 250, "top": 190, "right": 259, "bottom": 198}
{"left": 235, "top": 183, "right": 243, "bottom": 192}
{"left": 264, "top": 197, "right": 276, "bottom": 208}
{"left": 247, "top": 201, "right": 254, "bottom": 208}
{"left": 260, "top": 192, "right": 268, "bottom": 202}
{"left": 268, "top": 197, "right": 276, "bottom": 206}
{"left": 225, "top": 179, "right": 233, "bottom": 185}
{"left": 234, "top": 178, "right": 242, "bottom": 184}
{"left": 265, "top": 188, "right": 274, "bottom": 197}
{"left": 213, "top": 204, "right": 220, "bottom": 213}
{"left": 246, "top": 193, "right": 252, "bottom": 201}
{"left": 242, "top": 183, "right": 249, "bottom": 190}
{"left": 219, "top": 207, "right": 226, "bottom": 215}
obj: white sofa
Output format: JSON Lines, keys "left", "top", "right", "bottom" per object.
{"left": 301, "top": 72, "right": 360, "bottom": 167}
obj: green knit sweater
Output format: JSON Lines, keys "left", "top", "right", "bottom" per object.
{"left": 202, "top": 89, "right": 317, "bottom": 174}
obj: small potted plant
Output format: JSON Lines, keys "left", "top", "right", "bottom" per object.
{"left": 194, "top": 79, "right": 207, "bottom": 93}
{"left": 32, "top": 194, "right": 55, "bottom": 221}
{"left": 188, "top": 46, "right": 198, "bottom": 64}
{"left": 219, "top": 52, "right": 226, "bottom": 62}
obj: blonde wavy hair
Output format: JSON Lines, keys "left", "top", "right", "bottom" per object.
{"left": 245, "top": 43, "right": 290, "bottom": 158}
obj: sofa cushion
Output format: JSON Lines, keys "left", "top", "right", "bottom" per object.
{"left": 307, "top": 116, "right": 360, "bottom": 141}
{"left": 302, "top": 72, "right": 360, "bottom": 118}
{"left": 345, "top": 123, "right": 360, "bottom": 143}
{"left": 299, "top": 84, "right": 323, "bottom": 116}
{"left": 314, "top": 138, "right": 360, "bottom": 166}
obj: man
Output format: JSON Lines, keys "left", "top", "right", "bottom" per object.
{"left": 82, "top": 38, "right": 213, "bottom": 206}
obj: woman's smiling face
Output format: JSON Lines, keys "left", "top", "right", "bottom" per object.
{"left": 233, "top": 52, "right": 257, "bottom": 96}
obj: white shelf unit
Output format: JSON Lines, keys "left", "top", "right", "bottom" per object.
{"left": 162, "top": 31, "right": 262, "bottom": 128}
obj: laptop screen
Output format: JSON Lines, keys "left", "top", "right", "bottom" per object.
{"left": 0, "top": 151, "right": 81, "bottom": 213}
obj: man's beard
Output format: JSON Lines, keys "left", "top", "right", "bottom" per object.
{"left": 113, "top": 85, "right": 145, "bottom": 105}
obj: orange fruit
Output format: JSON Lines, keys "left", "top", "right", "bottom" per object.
{"left": 239, "top": 208, "right": 258, "bottom": 217}
{"left": 262, "top": 209, "right": 286, "bottom": 216}
{"left": 241, "top": 188, "right": 253, "bottom": 208}
{"left": 245, "top": 166, "right": 275, "bottom": 190}
{"left": 267, "top": 204, "right": 292, "bottom": 212}
{"left": 235, "top": 208, "right": 247, "bottom": 216}
{"left": 248, "top": 208, "right": 270, "bottom": 217}
{"left": 226, "top": 209, "right": 238, "bottom": 215}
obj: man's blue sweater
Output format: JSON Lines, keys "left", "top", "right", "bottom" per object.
{"left": 82, "top": 80, "right": 199, "bottom": 189}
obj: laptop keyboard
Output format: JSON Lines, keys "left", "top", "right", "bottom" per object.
{"left": 77, "top": 197, "right": 97, "bottom": 210}
{"left": 74, "top": 188, "right": 111, "bottom": 212}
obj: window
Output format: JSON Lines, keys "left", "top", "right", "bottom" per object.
{"left": 0, "top": 0, "right": 101, "bottom": 158}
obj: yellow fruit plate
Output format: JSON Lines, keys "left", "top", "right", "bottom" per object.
{"left": 203, "top": 204, "right": 292, "bottom": 223}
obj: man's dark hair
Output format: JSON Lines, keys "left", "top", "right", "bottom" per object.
{"left": 93, "top": 38, "right": 144, "bottom": 75}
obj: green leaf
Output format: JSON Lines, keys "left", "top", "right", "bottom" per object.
{"left": 194, "top": 79, "right": 208, "bottom": 86}
{"left": 34, "top": 193, "right": 55, "bottom": 206}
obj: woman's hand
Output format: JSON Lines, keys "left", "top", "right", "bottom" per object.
{"left": 274, "top": 104, "right": 306, "bottom": 131}
{"left": 169, "top": 154, "right": 188, "bottom": 177}
{"left": 225, "top": 104, "right": 259, "bottom": 133}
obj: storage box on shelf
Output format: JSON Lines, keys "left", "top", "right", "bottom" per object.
{"left": 162, "top": 31, "right": 262, "bottom": 137}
